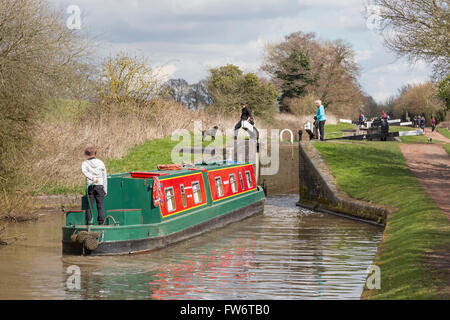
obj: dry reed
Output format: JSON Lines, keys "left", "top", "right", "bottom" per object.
{"left": 27, "top": 100, "right": 322, "bottom": 194}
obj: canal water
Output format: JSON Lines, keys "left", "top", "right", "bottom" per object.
{"left": 0, "top": 194, "right": 382, "bottom": 300}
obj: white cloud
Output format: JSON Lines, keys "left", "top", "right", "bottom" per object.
{"left": 362, "top": 58, "right": 432, "bottom": 102}
{"left": 355, "top": 50, "right": 373, "bottom": 63}
{"left": 155, "top": 64, "right": 177, "bottom": 82}
{"left": 52, "top": 0, "right": 434, "bottom": 102}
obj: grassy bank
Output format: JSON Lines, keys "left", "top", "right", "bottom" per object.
{"left": 314, "top": 141, "right": 450, "bottom": 299}
{"left": 106, "top": 135, "right": 218, "bottom": 174}
{"left": 444, "top": 144, "right": 450, "bottom": 155}
{"left": 26, "top": 97, "right": 346, "bottom": 197}
{"left": 323, "top": 123, "right": 354, "bottom": 139}
{"left": 437, "top": 127, "right": 450, "bottom": 139}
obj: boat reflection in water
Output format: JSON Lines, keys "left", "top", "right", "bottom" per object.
{"left": 58, "top": 194, "right": 382, "bottom": 300}
{"left": 0, "top": 194, "right": 382, "bottom": 299}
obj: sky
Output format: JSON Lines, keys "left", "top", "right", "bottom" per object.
{"left": 54, "top": 0, "right": 433, "bottom": 103}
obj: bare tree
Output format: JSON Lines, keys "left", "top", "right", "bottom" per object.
{"left": 0, "top": 0, "right": 90, "bottom": 187}
{"left": 368, "top": 0, "right": 450, "bottom": 79}
{"left": 186, "top": 80, "right": 213, "bottom": 109}
{"left": 315, "top": 40, "right": 363, "bottom": 111}
{"left": 100, "top": 52, "right": 165, "bottom": 105}
{"left": 393, "top": 82, "right": 446, "bottom": 122}
{"left": 166, "top": 79, "right": 190, "bottom": 104}
{"left": 262, "top": 31, "right": 365, "bottom": 116}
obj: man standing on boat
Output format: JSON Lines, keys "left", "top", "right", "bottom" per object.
{"left": 315, "top": 100, "right": 326, "bottom": 141}
{"left": 82, "top": 147, "right": 108, "bottom": 225}
{"left": 234, "top": 102, "right": 259, "bottom": 141}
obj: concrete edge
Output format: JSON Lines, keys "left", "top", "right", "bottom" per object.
{"left": 296, "top": 201, "right": 385, "bottom": 227}
{"left": 298, "top": 141, "right": 392, "bottom": 227}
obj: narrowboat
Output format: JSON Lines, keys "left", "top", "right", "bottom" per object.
{"left": 62, "top": 161, "right": 265, "bottom": 255}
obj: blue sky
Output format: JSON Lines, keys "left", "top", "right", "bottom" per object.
{"left": 55, "top": 0, "right": 432, "bottom": 102}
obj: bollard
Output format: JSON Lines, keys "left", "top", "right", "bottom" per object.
{"left": 298, "top": 130, "right": 303, "bottom": 141}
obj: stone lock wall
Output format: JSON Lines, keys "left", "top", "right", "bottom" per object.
{"left": 259, "top": 144, "right": 299, "bottom": 195}
{"left": 297, "top": 142, "right": 389, "bottom": 226}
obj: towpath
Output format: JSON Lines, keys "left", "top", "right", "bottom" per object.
{"left": 400, "top": 129, "right": 450, "bottom": 297}
{"left": 400, "top": 128, "right": 450, "bottom": 219}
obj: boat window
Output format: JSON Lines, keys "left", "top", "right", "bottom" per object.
{"left": 229, "top": 174, "right": 238, "bottom": 193}
{"left": 245, "top": 170, "right": 253, "bottom": 188}
{"left": 180, "top": 184, "right": 187, "bottom": 208}
{"left": 165, "top": 187, "right": 176, "bottom": 212}
{"left": 215, "top": 176, "right": 224, "bottom": 197}
{"left": 239, "top": 172, "right": 245, "bottom": 190}
{"left": 192, "top": 181, "right": 202, "bottom": 204}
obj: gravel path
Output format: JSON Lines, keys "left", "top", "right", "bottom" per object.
{"left": 400, "top": 130, "right": 450, "bottom": 296}
{"left": 400, "top": 129, "right": 450, "bottom": 218}
{"left": 425, "top": 127, "right": 450, "bottom": 144}
{"left": 400, "top": 143, "right": 450, "bottom": 218}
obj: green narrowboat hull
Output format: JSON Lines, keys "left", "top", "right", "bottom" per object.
{"left": 63, "top": 190, "right": 264, "bottom": 255}
{"left": 62, "top": 160, "right": 265, "bottom": 256}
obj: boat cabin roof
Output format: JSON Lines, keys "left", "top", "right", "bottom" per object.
{"left": 108, "top": 160, "right": 252, "bottom": 180}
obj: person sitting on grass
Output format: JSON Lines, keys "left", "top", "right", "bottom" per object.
{"left": 82, "top": 147, "right": 108, "bottom": 225}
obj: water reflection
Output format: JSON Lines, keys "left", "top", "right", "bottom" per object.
{"left": 0, "top": 195, "right": 382, "bottom": 300}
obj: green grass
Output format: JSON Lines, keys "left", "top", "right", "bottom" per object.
{"left": 399, "top": 135, "right": 430, "bottom": 144}
{"left": 314, "top": 141, "right": 450, "bottom": 299}
{"left": 31, "top": 132, "right": 240, "bottom": 195}
{"left": 400, "top": 135, "right": 445, "bottom": 144}
{"left": 106, "top": 135, "right": 223, "bottom": 174}
{"left": 389, "top": 126, "right": 415, "bottom": 132}
{"left": 444, "top": 144, "right": 450, "bottom": 156}
{"left": 107, "top": 137, "right": 179, "bottom": 173}
{"left": 437, "top": 128, "right": 450, "bottom": 139}
{"left": 324, "top": 123, "right": 355, "bottom": 139}
{"left": 323, "top": 124, "right": 414, "bottom": 140}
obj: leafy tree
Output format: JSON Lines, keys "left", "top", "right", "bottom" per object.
{"left": 262, "top": 32, "right": 321, "bottom": 112}
{"left": 207, "top": 64, "right": 277, "bottom": 118}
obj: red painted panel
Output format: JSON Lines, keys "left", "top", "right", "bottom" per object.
{"left": 207, "top": 165, "right": 256, "bottom": 201}
{"left": 159, "top": 173, "right": 207, "bottom": 217}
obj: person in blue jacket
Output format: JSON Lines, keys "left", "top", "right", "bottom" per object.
{"left": 315, "top": 100, "right": 326, "bottom": 141}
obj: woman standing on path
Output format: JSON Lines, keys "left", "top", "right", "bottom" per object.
{"left": 315, "top": 100, "right": 326, "bottom": 141}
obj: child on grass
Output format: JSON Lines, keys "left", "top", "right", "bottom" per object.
{"left": 81, "top": 147, "right": 107, "bottom": 225}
